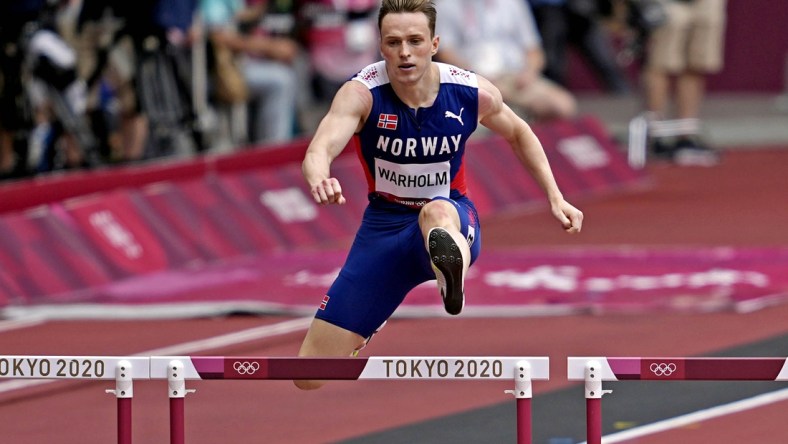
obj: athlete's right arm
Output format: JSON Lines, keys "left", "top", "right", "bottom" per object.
{"left": 302, "top": 80, "right": 372, "bottom": 205}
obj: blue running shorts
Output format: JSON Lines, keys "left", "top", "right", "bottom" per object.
{"left": 315, "top": 196, "right": 481, "bottom": 338}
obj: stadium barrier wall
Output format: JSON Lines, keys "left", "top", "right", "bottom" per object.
{"left": 0, "top": 116, "right": 651, "bottom": 314}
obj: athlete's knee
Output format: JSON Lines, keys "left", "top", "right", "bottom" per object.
{"left": 419, "top": 199, "right": 459, "bottom": 229}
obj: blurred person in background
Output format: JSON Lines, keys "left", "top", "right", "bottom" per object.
{"left": 248, "top": 0, "right": 312, "bottom": 139}
{"left": 147, "top": 0, "right": 204, "bottom": 157}
{"left": 433, "top": 0, "right": 577, "bottom": 121}
{"left": 2, "top": 0, "right": 100, "bottom": 177}
{"left": 76, "top": 0, "right": 155, "bottom": 163}
{"left": 528, "top": 0, "right": 631, "bottom": 94}
{"left": 642, "top": 0, "right": 726, "bottom": 165}
{"left": 76, "top": 0, "right": 200, "bottom": 163}
{"left": 0, "top": 0, "right": 47, "bottom": 178}
{"left": 298, "top": 0, "right": 380, "bottom": 108}
{"left": 201, "top": 0, "right": 305, "bottom": 144}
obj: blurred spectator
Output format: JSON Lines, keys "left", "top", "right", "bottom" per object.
{"left": 434, "top": 0, "right": 576, "bottom": 121}
{"left": 528, "top": 0, "right": 631, "bottom": 94}
{"left": 76, "top": 0, "right": 200, "bottom": 163}
{"left": 0, "top": 0, "right": 47, "bottom": 177}
{"left": 1, "top": 0, "right": 101, "bottom": 176}
{"left": 298, "top": 0, "right": 380, "bottom": 104}
{"left": 25, "top": 6, "right": 98, "bottom": 172}
{"left": 201, "top": 0, "right": 305, "bottom": 144}
{"left": 642, "top": 0, "right": 726, "bottom": 165}
{"left": 249, "top": 0, "right": 312, "bottom": 138}
{"left": 144, "top": 0, "right": 203, "bottom": 157}
{"left": 619, "top": 0, "right": 668, "bottom": 64}
{"left": 76, "top": 0, "right": 154, "bottom": 163}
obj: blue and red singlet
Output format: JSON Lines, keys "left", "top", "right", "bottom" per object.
{"left": 315, "top": 62, "right": 483, "bottom": 338}
{"left": 354, "top": 61, "right": 479, "bottom": 208}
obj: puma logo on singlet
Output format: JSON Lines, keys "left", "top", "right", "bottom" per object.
{"left": 445, "top": 108, "right": 464, "bottom": 126}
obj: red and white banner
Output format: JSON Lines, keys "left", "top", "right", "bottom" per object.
{"left": 2, "top": 116, "right": 719, "bottom": 319}
{"left": 3, "top": 247, "right": 787, "bottom": 319}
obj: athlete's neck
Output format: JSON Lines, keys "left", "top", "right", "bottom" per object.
{"left": 390, "top": 63, "right": 440, "bottom": 110}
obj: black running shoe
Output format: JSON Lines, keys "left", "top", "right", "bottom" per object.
{"left": 428, "top": 227, "right": 466, "bottom": 315}
{"left": 673, "top": 137, "right": 720, "bottom": 167}
{"left": 651, "top": 138, "right": 676, "bottom": 160}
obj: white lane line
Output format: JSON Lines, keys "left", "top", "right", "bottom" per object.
{"left": 581, "top": 387, "right": 788, "bottom": 443}
{"left": 0, "top": 318, "right": 44, "bottom": 334}
{"left": 143, "top": 316, "right": 312, "bottom": 355}
{"left": 0, "top": 316, "right": 313, "bottom": 396}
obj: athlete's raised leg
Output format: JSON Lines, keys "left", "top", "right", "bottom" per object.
{"left": 419, "top": 199, "right": 470, "bottom": 315}
{"left": 294, "top": 318, "right": 367, "bottom": 390}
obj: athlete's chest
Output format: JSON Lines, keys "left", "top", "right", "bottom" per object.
{"left": 364, "top": 88, "right": 473, "bottom": 162}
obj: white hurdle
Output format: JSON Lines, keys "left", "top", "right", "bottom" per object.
{"left": 150, "top": 356, "right": 549, "bottom": 444}
{"left": 0, "top": 356, "right": 149, "bottom": 444}
{"left": 627, "top": 113, "right": 701, "bottom": 168}
{"left": 568, "top": 356, "right": 788, "bottom": 444}
{"left": 0, "top": 355, "right": 548, "bottom": 444}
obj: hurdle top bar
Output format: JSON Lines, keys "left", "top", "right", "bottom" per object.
{"left": 568, "top": 357, "right": 788, "bottom": 381}
{"left": 151, "top": 356, "right": 550, "bottom": 380}
{"left": 0, "top": 356, "right": 150, "bottom": 379}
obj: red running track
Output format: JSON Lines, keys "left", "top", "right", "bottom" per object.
{"left": 1, "top": 148, "right": 788, "bottom": 443}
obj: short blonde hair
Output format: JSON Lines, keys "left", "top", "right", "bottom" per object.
{"left": 378, "top": 0, "right": 437, "bottom": 37}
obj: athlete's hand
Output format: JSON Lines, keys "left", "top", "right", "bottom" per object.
{"left": 552, "top": 200, "right": 583, "bottom": 234}
{"left": 310, "top": 177, "right": 347, "bottom": 205}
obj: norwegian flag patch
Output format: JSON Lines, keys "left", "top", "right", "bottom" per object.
{"left": 319, "top": 295, "right": 330, "bottom": 310}
{"left": 377, "top": 113, "right": 398, "bottom": 130}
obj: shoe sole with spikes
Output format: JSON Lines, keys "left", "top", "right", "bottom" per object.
{"left": 428, "top": 227, "right": 466, "bottom": 315}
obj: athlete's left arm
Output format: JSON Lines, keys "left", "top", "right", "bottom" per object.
{"left": 477, "top": 76, "right": 583, "bottom": 233}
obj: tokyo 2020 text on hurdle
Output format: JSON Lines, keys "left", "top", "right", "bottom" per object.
{"left": 4, "top": 355, "right": 787, "bottom": 444}
{"left": 0, "top": 355, "right": 549, "bottom": 444}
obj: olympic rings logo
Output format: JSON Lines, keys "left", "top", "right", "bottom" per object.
{"left": 649, "top": 362, "right": 677, "bottom": 377}
{"left": 233, "top": 361, "right": 260, "bottom": 375}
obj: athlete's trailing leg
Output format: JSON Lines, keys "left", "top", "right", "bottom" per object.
{"left": 294, "top": 318, "right": 367, "bottom": 390}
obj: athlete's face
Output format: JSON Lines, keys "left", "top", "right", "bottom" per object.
{"left": 379, "top": 12, "right": 438, "bottom": 85}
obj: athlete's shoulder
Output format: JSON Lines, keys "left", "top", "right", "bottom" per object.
{"left": 436, "top": 62, "right": 478, "bottom": 88}
{"left": 351, "top": 61, "right": 389, "bottom": 90}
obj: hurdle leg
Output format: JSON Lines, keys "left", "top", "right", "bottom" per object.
{"left": 105, "top": 360, "right": 134, "bottom": 444}
{"left": 505, "top": 360, "right": 534, "bottom": 444}
{"left": 584, "top": 360, "right": 612, "bottom": 444}
{"left": 627, "top": 114, "right": 649, "bottom": 169}
{"left": 118, "top": 398, "right": 132, "bottom": 444}
{"left": 167, "top": 359, "right": 195, "bottom": 444}
{"left": 586, "top": 398, "right": 601, "bottom": 444}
